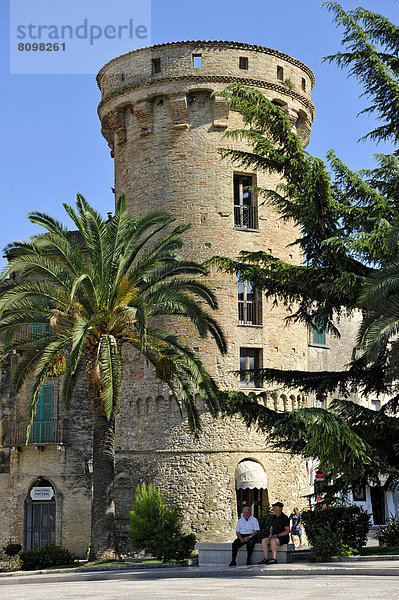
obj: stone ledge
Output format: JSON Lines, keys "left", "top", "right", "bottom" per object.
{"left": 196, "top": 542, "right": 294, "bottom": 565}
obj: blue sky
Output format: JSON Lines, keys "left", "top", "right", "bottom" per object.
{"left": 0, "top": 0, "right": 396, "bottom": 268}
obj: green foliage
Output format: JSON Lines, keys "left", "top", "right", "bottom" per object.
{"left": 129, "top": 482, "right": 196, "bottom": 563}
{"left": 0, "top": 195, "right": 226, "bottom": 435}
{"left": 0, "top": 551, "right": 22, "bottom": 572}
{"left": 212, "top": 3, "right": 399, "bottom": 495}
{"left": 20, "top": 545, "right": 76, "bottom": 570}
{"left": 378, "top": 517, "right": 399, "bottom": 546}
{"left": 322, "top": 2, "right": 399, "bottom": 144}
{"left": 301, "top": 505, "right": 371, "bottom": 561}
{"left": 258, "top": 505, "right": 273, "bottom": 539}
{"left": 340, "top": 544, "right": 358, "bottom": 557}
{"left": 220, "top": 392, "right": 379, "bottom": 485}
{"left": 3, "top": 541, "right": 22, "bottom": 557}
{"left": 307, "top": 525, "right": 346, "bottom": 561}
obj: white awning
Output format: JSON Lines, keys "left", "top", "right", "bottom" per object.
{"left": 236, "top": 460, "right": 267, "bottom": 490}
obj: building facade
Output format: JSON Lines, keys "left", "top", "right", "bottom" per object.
{"left": 4, "top": 41, "right": 390, "bottom": 556}
{"left": 96, "top": 41, "right": 316, "bottom": 550}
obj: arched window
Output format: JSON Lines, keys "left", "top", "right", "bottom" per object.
{"left": 24, "top": 478, "right": 56, "bottom": 550}
{"left": 235, "top": 459, "right": 269, "bottom": 519}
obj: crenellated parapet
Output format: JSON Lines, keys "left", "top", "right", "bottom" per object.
{"left": 97, "top": 40, "right": 315, "bottom": 153}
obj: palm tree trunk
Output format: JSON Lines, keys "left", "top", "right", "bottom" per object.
{"left": 88, "top": 397, "right": 119, "bottom": 561}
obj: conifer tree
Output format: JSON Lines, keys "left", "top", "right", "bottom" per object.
{"left": 214, "top": 3, "right": 399, "bottom": 491}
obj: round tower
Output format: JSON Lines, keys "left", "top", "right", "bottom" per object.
{"left": 97, "top": 41, "right": 315, "bottom": 548}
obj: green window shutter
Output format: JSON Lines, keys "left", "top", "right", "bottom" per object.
{"left": 30, "top": 385, "right": 54, "bottom": 443}
{"left": 312, "top": 317, "right": 326, "bottom": 346}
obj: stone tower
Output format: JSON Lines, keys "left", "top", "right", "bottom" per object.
{"left": 97, "top": 41, "right": 315, "bottom": 547}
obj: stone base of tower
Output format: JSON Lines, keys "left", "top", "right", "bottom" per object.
{"left": 114, "top": 411, "right": 310, "bottom": 554}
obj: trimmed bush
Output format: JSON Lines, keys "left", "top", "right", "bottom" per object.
{"left": 378, "top": 517, "right": 399, "bottom": 546}
{"left": 302, "top": 505, "right": 370, "bottom": 560}
{"left": 3, "top": 541, "right": 22, "bottom": 557}
{"left": 0, "top": 551, "right": 22, "bottom": 572}
{"left": 20, "top": 545, "right": 76, "bottom": 571}
{"left": 129, "top": 482, "right": 196, "bottom": 563}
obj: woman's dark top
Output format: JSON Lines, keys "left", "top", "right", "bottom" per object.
{"left": 271, "top": 512, "right": 290, "bottom": 543}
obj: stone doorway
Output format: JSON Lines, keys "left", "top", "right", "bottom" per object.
{"left": 24, "top": 478, "right": 56, "bottom": 549}
{"left": 235, "top": 459, "right": 268, "bottom": 519}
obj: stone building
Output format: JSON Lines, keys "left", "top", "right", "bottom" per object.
{"left": 3, "top": 40, "right": 380, "bottom": 555}
{"left": 96, "top": 41, "right": 316, "bottom": 549}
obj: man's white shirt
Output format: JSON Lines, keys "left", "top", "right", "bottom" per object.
{"left": 236, "top": 515, "right": 260, "bottom": 535}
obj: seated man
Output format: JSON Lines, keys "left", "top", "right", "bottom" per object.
{"left": 229, "top": 506, "right": 259, "bottom": 566}
{"left": 258, "top": 501, "right": 290, "bottom": 565}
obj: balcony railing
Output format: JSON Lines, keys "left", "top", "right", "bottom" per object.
{"left": 2, "top": 417, "right": 66, "bottom": 447}
{"left": 238, "top": 300, "right": 261, "bottom": 325}
{"left": 234, "top": 205, "right": 258, "bottom": 230}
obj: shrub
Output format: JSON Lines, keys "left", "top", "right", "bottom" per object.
{"left": 3, "top": 541, "right": 22, "bottom": 557}
{"left": 20, "top": 545, "right": 76, "bottom": 571}
{"left": 258, "top": 506, "right": 273, "bottom": 540}
{"left": 301, "top": 504, "right": 370, "bottom": 561}
{"left": 0, "top": 551, "right": 22, "bottom": 572}
{"left": 378, "top": 517, "right": 399, "bottom": 546}
{"left": 129, "top": 482, "right": 196, "bottom": 563}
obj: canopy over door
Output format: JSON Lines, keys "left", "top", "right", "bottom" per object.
{"left": 236, "top": 460, "right": 267, "bottom": 490}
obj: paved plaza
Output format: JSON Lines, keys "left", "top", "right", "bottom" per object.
{"left": 1, "top": 566, "right": 399, "bottom": 600}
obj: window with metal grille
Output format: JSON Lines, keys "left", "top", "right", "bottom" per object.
{"left": 29, "top": 385, "right": 54, "bottom": 443}
{"left": 238, "top": 276, "right": 262, "bottom": 325}
{"left": 240, "top": 348, "right": 262, "bottom": 388}
{"left": 233, "top": 174, "right": 258, "bottom": 229}
{"left": 239, "top": 56, "right": 248, "bottom": 70}
{"left": 277, "top": 65, "right": 284, "bottom": 81}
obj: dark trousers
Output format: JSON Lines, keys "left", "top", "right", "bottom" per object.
{"left": 232, "top": 535, "right": 257, "bottom": 562}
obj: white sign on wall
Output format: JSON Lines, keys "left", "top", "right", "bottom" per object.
{"left": 30, "top": 487, "right": 54, "bottom": 501}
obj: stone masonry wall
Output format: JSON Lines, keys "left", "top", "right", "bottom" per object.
{"left": 98, "top": 41, "right": 315, "bottom": 551}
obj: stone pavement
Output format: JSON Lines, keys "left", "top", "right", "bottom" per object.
{"left": 1, "top": 572, "right": 399, "bottom": 600}
{"left": 2, "top": 559, "right": 399, "bottom": 585}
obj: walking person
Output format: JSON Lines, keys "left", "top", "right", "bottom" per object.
{"left": 229, "top": 506, "right": 259, "bottom": 566}
{"left": 290, "top": 507, "right": 303, "bottom": 547}
{"left": 258, "top": 502, "right": 290, "bottom": 565}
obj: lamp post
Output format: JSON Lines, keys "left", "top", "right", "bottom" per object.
{"left": 85, "top": 458, "right": 94, "bottom": 557}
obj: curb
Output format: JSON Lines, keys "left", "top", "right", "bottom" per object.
{"left": 0, "top": 558, "right": 198, "bottom": 579}
{"left": 1, "top": 562, "right": 399, "bottom": 584}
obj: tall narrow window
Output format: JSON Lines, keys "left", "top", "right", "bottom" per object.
{"left": 312, "top": 315, "right": 326, "bottom": 346}
{"left": 152, "top": 58, "right": 161, "bottom": 74}
{"left": 192, "top": 54, "right": 202, "bottom": 68}
{"left": 238, "top": 276, "right": 262, "bottom": 325}
{"left": 30, "top": 385, "right": 54, "bottom": 444}
{"left": 301, "top": 77, "right": 306, "bottom": 91}
{"left": 277, "top": 65, "right": 284, "bottom": 81}
{"left": 234, "top": 174, "right": 257, "bottom": 229}
{"left": 239, "top": 56, "right": 248, "bottom": 70}
{"left": 240, "top": 348, "right": 262, "bottom": 388}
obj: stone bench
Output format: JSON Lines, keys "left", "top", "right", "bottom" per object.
{"left": 196, "top": 542, "right": 295, "bottom": 565}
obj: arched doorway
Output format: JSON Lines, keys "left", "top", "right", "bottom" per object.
{"left": 24, "top": 478, "right": 56, "bottom": 550}
{"left": 236, "top": 459, "right": 269, "bottom": 519}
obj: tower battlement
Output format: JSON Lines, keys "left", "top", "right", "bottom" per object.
{"left": 97, "top": 41, "right": 315, "bottom": 153}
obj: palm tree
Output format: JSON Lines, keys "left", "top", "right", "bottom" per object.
{"left": 0, "top": 195, "right": 226, "bottom": 561}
